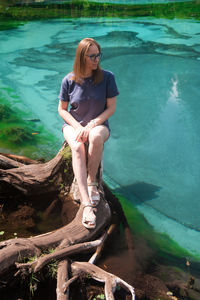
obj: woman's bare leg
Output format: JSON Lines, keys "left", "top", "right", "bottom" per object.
{"left": 63, "top": 126, "right": 95, "bottom": 227}
{"left": 63, "top": 126, "right": 89, "bottom": 203}
{"left": 87, "top": 125, "right": 109, "bottom": 187}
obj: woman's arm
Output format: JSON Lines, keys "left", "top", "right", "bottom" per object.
{"left": 58, "top": 100, "right": 81, "bottom": 130}
{"left": 87, "top": 96, "right": 116, "bottom": 128}
{"left": 58, "top": 100, "right": 89, "bottom": 143}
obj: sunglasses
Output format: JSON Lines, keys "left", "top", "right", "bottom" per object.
{"left": 86, "top": 53, "right": 102, "bottom": 61}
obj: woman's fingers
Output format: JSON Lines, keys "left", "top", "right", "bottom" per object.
{"left": 75, "top": 128, "right": 83, "bottom": 141}
{"left": 75, "top": 127, "right": 89, "bottom": 143}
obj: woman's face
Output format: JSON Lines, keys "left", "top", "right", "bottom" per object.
{"left": 84, "top": 44, "right": 101, "bottom": 74}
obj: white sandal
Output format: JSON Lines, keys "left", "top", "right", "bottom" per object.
{"left": 88, "top": 182, "right": 100, "bottom": 207}
{"left": 82, "top": 204, "right": 96, "bottom": 229}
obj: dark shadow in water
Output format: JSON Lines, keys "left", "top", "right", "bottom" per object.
{"left": 114, "top": 181, "right": 161, "bottom": 204}
{"left": 116, "top": 181, "right": 200, "bottom": 233}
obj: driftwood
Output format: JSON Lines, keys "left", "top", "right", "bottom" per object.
{"left": 0, "top": 142, "right": 135, "bottom": 299}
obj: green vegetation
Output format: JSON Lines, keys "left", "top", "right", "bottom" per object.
{"left": 0, "top": 87, "right": 59, "bottom": 160}
{"left": 61, "top": 146, "right": 73, "bottom": 176}
{"left": 1, "top": 125, "right": 36, "bottom": 145}
{"left": 117, "top": 194, "right": 200, "bottom": 262}
{"left": 0, "top": 1, "right": 199, "bottom": 21}
{"left": 0, "top": 19, "right": 26, "bottom": 30}
{"left": 93, "top": 294, "right": 105, "bottom": 300}
{"left": 27, "top": 250, "right": 58, "bottom": 296}
{"left": 47, "top": 259, "right": 58, "bottom": 279}
{"left": 61, "top": 146, "right": 72, "bottom": 162}
{"left": 0, "top": 103, "right": 17, "bottom": 121}
{"left": 29, "top": 273, "right": 40, "bottom": 296}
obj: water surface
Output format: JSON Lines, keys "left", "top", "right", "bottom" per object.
{"left": 0, "top": 17, "right": 200, "bottom": 259}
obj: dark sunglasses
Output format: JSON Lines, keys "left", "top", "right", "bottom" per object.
{"left": 86, "top": 53, "right": 102, "bottom": 61}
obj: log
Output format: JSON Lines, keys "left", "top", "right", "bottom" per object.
{"left": 0, "top": 143, "right": 135, "bottom": 299}
{"left": 0, "top": 152, "right": 39, "bottom": 165}
{"left": 0, "top": 142, "right": 73, "bottom": 196}
{"left": 0, "top": 155, "right": 24, "bottom": 169}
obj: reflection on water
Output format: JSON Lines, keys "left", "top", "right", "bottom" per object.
{"left": 170, "top": 76, "right": 179, "bottom": 101}
{"left": 0, "top": 16, "right": 200, "bottom": 258}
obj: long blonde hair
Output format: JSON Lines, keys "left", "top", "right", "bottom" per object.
{"left": 72, "top": 38, "right": 103, "bottom": 85}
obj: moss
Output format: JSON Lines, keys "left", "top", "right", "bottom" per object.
{"left": 61, "top": 146, "right": 72, "bottom": 173}
{"left": 116, "top": 194, "right": 200, "bottom": 262}
{"left": 61, "top": 145, "right": 72, "bottom": 162}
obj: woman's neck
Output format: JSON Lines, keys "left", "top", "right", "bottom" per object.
{"left": 83, "top": 69, "right": 92, "bottom": 78}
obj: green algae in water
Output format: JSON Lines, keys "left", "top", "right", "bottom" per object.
{"left": 117, "top": 194, "right": 200, "bottom": 262}
{"left": 0, "top": 19, "right": 26, "bottom": 31}
{"left": 1, "top": 124, "right": 37, "bottom": 145}
{"left": 0, "top": 87, "right": 59, "bottom": 160}
{"left": 0, "top": 103, "right": 17, "bottom": 122}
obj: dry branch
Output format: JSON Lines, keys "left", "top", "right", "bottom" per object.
{"left": 57, "top": 260, "right": 70, "bottom": 300}
{"left": 70, "top": 261, "right": 135, "bottom": 300}
{"left": 16, "top": 236, "right": 104, "bottom": 274}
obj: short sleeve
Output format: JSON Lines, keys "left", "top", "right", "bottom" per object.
{"left": 58, "top": 76, "right": 70, "bottom": 102}
{"left": 106, "top": 71, "right": 119, "bottom": 98}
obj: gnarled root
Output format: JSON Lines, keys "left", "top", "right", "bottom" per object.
{"left": 68, "top": 261, "right": 135, "bottom": 300}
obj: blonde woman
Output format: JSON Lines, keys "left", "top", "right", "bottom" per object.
{"left": 58, "top": 38, "right": 119, "bottom": 229}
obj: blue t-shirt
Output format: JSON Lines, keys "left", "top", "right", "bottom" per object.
{"left": 58, "top": 70, "right": 119, "bottom": 128}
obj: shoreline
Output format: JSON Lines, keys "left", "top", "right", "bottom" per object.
{"left": 0, "top": 1, "right": 200, "bottom": 21}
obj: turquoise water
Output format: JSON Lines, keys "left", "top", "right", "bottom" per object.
{"left": 0, "top": 17, "right": 200, "bottom": 258}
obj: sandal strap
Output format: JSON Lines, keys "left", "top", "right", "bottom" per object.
{"left": 83, "top": 204, "right": 93, "bottom": 208}
{"left": 88, "top": 182, "right": 98, "bottom": 187}
{"left": 90, "top": 196, "right": 100, "bottom": 201}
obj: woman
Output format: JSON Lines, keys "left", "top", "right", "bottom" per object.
{"left": 58, "top": 38, "right": 119, "bottom": 229}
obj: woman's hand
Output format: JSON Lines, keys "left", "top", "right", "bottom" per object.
{"left": 75, "top": 126, "right": 90, "bottom": 143}
{"left": 75, "top": 119, "right": 97, "bottom": 143}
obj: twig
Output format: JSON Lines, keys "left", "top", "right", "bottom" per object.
{"left": 89, "top": 224, "right": 116, "bottom": 264}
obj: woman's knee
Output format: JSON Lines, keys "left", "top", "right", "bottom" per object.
{"left": 89, "top": 126, "right": 109, "bottom": 146}
{"left": 89, "top": 132, "right": 104, "bottom": 147}
{"left": 63, "top": 126, "right": 85, "bottom": 153}
{"left": 71, "top": 141, "right": 85, "bottom": 154}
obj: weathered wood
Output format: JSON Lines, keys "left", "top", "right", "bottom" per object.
{"left": 0, "top": 154, "right": 24, "bottom": 169}
{"left": 0, "top": 143, "right": 135, "bottom": 299}
{"left": 0, "top": 152, "right": 38, "bottom": 165}
{"left": 70, "top": 261, "right": 135, "bottom": 300}
{"left": 89, "top": 224, "right": 116, "bottom": 264}
{"left": 0, "top": 199, "right": 111, "bottom": 276}
{"left": 57, "top": 260, "right": 69, "bottom": 300}
{"left": 0, "top": 238, "right": 41, "bottom": 275}
{"left": 0, "top": 142, "right": 72, "bottom": 196}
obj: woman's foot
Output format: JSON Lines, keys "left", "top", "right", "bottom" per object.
{"left": 88, "top": 182, "right": 100, "bottom": 207}
{"left": 82, "top": 204, "right": 96, "bottom": 229}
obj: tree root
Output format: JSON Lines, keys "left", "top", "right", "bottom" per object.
{"left": 16, "top": 236, "right": 105, "bottom": 274}
{"left": 0, "top": 144, "right": 135, "bottom": 299}
{"left": 70, "top": 261, "right": 135, "bottom": 300}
